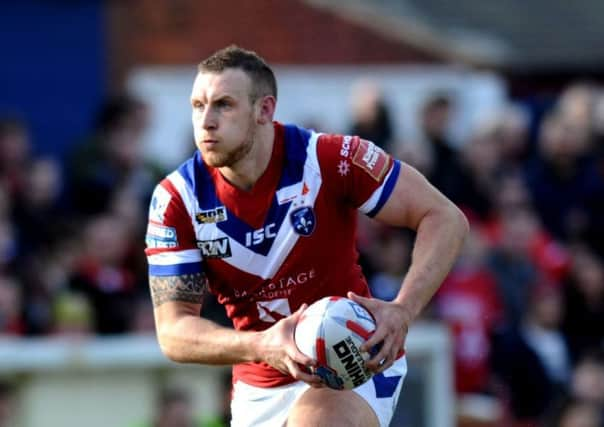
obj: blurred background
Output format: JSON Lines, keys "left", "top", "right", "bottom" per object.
{"left": 1, "top": 0, "right": 604, "bottom": 426}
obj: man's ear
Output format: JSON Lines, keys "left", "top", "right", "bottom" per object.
{"left": 256, "top": 95, "right": 276, "bottom": 125}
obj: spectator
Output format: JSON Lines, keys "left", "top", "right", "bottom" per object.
{"left": 368, "top": 229, "right": 412, "bottom": 302}
{"left": 433, "top": 229, "right": 503, "bottom": 395}
{"left": 545, "top": 397, "right": 602, "bottom": 427}
{"left": 482, "top": 171, "right": 572, "bottom": 284}
{"left": 69, "top": 214, "right": 137, "bottom": 334}
{"left": 419, "top": 92, "right": 466, "bottom": 204}
{"left": 68, "top": 94, "right": 164, "bottom": 215}
{"left": 557, "top": 82, "right": 599, "bottom": 135}
{"left": 0, "top": 276, "right": 23, "bottom": 335}
{"left": 525, "top": 112, "right": 604, "bottom": 242}
{"left": 11, "top": 157, "right": 66, "bottom": 255}
{"left": 52, "top": 291, "right": 93, "bottom": 336}
{"left": 491, "top": 280, "right": 570, "bottom": 424}
{"left": 497, "top": 104, "right": 531, "bottom": 168}
{"left": 562, "top": 246, "right": 604, "bottom": 363}
{"left": 0, "top": 118, "right": 31, "bottom": 200}
{"left": 109, "top": 187, "right": 150, "bottom": 301}
{"left": 348, "top": 79, "right": 394, "bottom": 151}
{"left": 570, "top": 350, "right": 604, "bottom": 408}
{"left": 486, "top": 207, "right": 540, "bottom": 326}
{"left": 0, "top": 220, "right": 17, "bottom": 274}
{"left": 455, "top": 119, "right": 503, "bottom": 220}
{"left": 18, "top": 230, "right": 80, "bottom": 335}
{"left": 584, "top": 91, "right": 604, "bottom": 257}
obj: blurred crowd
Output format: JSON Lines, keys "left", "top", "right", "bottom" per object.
{"left": 353, "top": 81, "right": 604, "bottom": 427}
{"left": 1, "top": 78, "right": 604, "bottom": 426}
{"left": 0, "top": 95, "right": 163, "bottom": 337}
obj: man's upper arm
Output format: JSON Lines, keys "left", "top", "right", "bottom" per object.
{"left": 372, "top": 161, "right": 454, "bottom": 230}
{"left": 314, "top": 134, "right": 452, "bottom": 229}
{"left": 149, "top": 272, "right": 208, "bottom": 319}
{"left": 149, "top": 272, "right": 209, "bottom": 308}
{"left": 145, "top": 178, "right": 205, "bottom": 317}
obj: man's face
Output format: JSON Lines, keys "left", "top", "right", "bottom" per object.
{"left": 191, "top": 69, "right": 259, "bottom": 168}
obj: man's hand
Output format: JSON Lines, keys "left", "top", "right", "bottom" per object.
{"left": 347, "top": 292, "right": 409, "bottom": 373}
{"left": 256, "top": 304, "right": 324, "bottom": 387}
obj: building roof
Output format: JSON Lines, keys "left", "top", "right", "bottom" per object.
{"left": 306, "top": 0, "right": 604, "bottom": 71}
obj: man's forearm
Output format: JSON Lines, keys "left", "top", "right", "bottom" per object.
{"left": 149, "top": 272, "right": 262, "bottom": 365}
{"left": 157, "top": 314, "right": 261, "bottom": 365}
{"left": 394, "top": 204, "right": 468, "bottom": 321}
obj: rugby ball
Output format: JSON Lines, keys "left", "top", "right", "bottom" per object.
{"left": 294, "top": 296, "right": 376, "bottom": 390}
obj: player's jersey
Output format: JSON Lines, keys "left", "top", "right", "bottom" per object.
{"left": 145, "top": 122, "right": 401, "bottom": 387}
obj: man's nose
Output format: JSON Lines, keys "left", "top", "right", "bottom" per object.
{"left": 201, "top": 108, "right": 218, "bottom": 130}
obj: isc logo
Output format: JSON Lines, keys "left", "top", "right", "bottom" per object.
{"left": 245, "top": 223, "right": 277, "bottom": 247}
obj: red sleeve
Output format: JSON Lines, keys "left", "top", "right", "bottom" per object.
{"left": 144, "top": 178, "right": 197, "bottom": 258}
{"left": 316, "top": 134, "right": 395, "bottom": 208}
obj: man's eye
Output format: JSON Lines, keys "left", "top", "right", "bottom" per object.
{"left": 193, "top": 101, "right": 204, "bottom": 109}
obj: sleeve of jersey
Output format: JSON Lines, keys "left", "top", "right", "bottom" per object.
{"left": 144, "top": 179, "right": 202, "bottom": 277}
{"left": 316, "top": 135, "right": 402, "bottom": 217}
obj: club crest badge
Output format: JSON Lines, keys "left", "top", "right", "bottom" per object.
{"left": 290, "top": 206, "right": 316, "bottom": 236}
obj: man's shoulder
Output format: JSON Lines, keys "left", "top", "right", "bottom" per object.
{"left": 149, "top": 152, "right": 212, "bottom": 215}
{"left": 158, "top": 151, "right": 211, "bottom": 192}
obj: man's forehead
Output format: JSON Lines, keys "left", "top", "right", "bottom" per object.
{"left": 192, "top": 69, "right": 252, "bottom": 97}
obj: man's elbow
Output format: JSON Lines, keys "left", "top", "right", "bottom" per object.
{"left": 448, "top": 203, "right": 470, "bottom": 239}
{"left": 156, "top": 326, "right": 187, "bottom": 363}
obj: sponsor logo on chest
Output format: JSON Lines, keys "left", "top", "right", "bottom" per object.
{"left": 197, "top": 237, "right": 232, "bottom": 258}
{"left": 196, "top": 206, "right": 228, "bottom": 224}
{"left": 245, "top": 223, "right": 277, "bottom": 247}
{"left": 290, "top": 206, "right": 316, "bottom": 236}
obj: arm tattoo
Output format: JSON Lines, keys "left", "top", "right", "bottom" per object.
{"left": 149, "top": 273, "right": 209, "bottom": 308}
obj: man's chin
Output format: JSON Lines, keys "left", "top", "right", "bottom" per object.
{"left": 202, "top": 154, "right": 228, "bottom": 168}
{"left": 200, "top": 137, "right": 253, "bottom": 168}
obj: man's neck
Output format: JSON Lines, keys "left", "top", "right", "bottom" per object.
{"left": 219, "top": 123, "right": 275, "bottom": 191}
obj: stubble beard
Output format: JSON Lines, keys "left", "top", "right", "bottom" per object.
{"left": 203, "top": 118, "right": 257, "bottom": 168}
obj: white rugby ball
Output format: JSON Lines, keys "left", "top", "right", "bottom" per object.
{"left": 294, "top": 296, "right": 376, "bottom": 390}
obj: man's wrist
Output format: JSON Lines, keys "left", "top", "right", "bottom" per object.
{"left": 392, "top": 298, "right": 416, "bottom": 325}
{"left": 239, "top": 330, "right": 263, "bottom": 363}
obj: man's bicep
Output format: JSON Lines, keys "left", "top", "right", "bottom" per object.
{"left": 373, "top": 162, "right": 452, "bottom": 229}
{"left": 149, "top": 272, "right": 209, "bottom": 309}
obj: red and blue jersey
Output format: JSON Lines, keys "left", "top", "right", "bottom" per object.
{"left": 145, "top": 122, "right": 401, "bottom": 387}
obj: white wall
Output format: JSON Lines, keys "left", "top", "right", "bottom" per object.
{"left": 127, "top": 64, "right": 506, "bottom": 170}
{"left": 1, "top": 323, "right": 453, "bottom": 427}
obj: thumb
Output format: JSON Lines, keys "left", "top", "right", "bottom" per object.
{"left": 347, "top": 291, "right": 369, "bottom": 304}
{"left": 293, "top": 303, "right": 308, "bottom": 318}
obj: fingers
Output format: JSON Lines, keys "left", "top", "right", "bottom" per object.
{"left": 292, "top": 303, "right": 308, "bottom": 319}
{"left": 347, "top": 292, "right": 371, "bottom": 307}
{"left": 290, "top": 345, "right": 316, "bottom": 368}
{"left": 285, "top": 359, "right": 323, "bottom": 387}
{"left": 378, "top": 342, "right": 404, "bottom": 373}
{"left": 360, "top": 324, "right": 386, "bottom": 353}
{"left": 365, "top": 333, "right": 393, "bottom": 372}
{"left": 363, "top": 324, "right": 406, "bottom": 372}
{"left": 288, "top": 303, "right": 317, "bottom": 366}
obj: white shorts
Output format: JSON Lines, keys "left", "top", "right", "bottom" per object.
{"left": 230, "top": 356, "right": 407, "bottom": 427}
